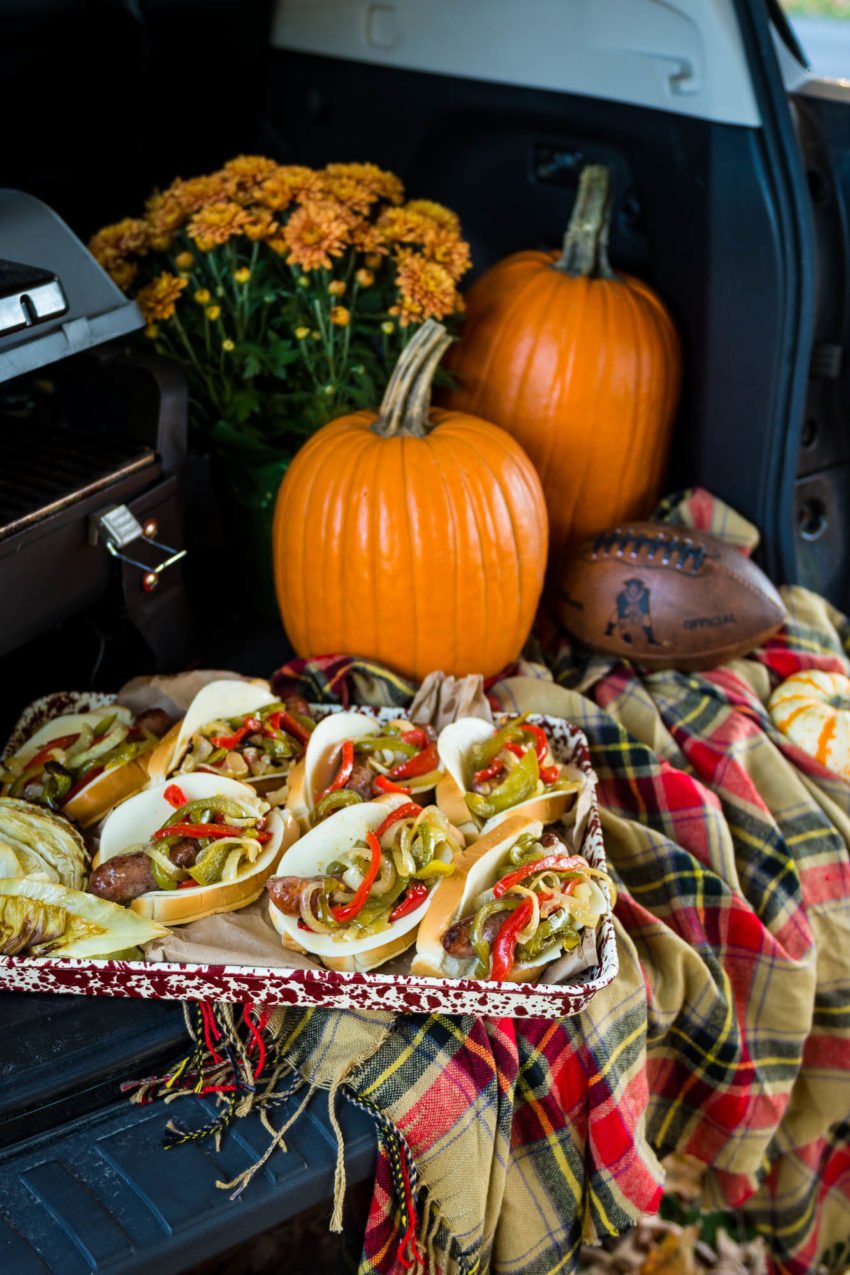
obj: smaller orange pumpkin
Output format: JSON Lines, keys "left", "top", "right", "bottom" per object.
{"left": 768, "top": 670, "right": 850, "bottom": 778}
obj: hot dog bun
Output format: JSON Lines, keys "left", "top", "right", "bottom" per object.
{"left": 268, "top": 796, "right": 451, "bottom": 972}
{"left": 93, "top": 774, "right": 297, "bottom": 925}
{"left": 436, "top": 717, "right": 579, "bottom": 840}
{"left": 147, "top": 679, "right": 278, "bottom": 783}
{"left": 2, "top": 708, "right": 158, "bottom": 829}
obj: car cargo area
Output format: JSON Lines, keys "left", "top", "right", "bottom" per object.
{"left": 2, "top": 3, "right": 850, "bottom": 1274}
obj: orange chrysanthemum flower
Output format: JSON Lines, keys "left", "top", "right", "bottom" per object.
{"left": 88, "top": 217, "right": 149, "bottom": 269}
{"left": 376, "top": 205, "right": 448, "bottom": 247}
{"left": 283, "top": 201, "right": 353, "bottom": 271}
{"left": 423, "top": 232, "right": 471, "bottom": 282}
{"left": 145, "top": 176, "right": 226, "bottom": 247}
{"left": 187, "top": 202, "right": 251, "bottom": 251}
{"left": 394, "top": 252, "right": 457, "bottom": 326}
{"left": 136, "top": 272, "right": 188, "bottom": 323}
{"left": 404, "top": 200, "right": 461, "bottom": 234}
{"left": 261, "top": 165, "right": 324, "bottom": 210}
{"left": 221, "top": 155, "right": 280, "bottom": 201}
{"left": 242, "top": 207, "right": 279, "bottom": 241}
{"left": 349, "top": 219, "right": 389, "bottom": 258}
{"left": 108, "top": 259, "right": 139, "bottom": 291}
{"left": 318, "top": 174, "right": 378, "bottom": 215}
{"left": 324, "top": 163, "right": 404, "bottom": 205}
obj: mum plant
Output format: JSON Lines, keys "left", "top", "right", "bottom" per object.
{"left": 89, "top": 156, "right": 471, "bottom": 460}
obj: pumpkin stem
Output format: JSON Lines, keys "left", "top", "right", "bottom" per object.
{"left": 373, "top": 319, "right": 454, "bottom": 439}
{"left": 554, "top": 164, "right": 616, "bottom": 280}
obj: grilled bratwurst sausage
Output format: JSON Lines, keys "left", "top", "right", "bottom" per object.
{"left": 266, "top": 875, "right": 343, "bottom": 915}
{"left": 441, "top": 910, "right": 510, "bottom": 959}
{"left": 88, "top": 837, "right": 200, "bottom": 902}
{"left": 133, "top": 708, "right": 172, "bottom": 737}
{"left": 345, "top": 761, "right": 375, "bottom": 801}
{"left": 283, "top": 694, "right": 312, "bottom": 719}
{"left": 168, "top": 837, "right": 201, "bottom": 869}
{"left": 88, "top": 851, "right": 157, "bottom": 903}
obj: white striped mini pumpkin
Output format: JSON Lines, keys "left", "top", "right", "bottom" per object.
{"left": 768, "top": 670, "right": 850, "bottom": 778}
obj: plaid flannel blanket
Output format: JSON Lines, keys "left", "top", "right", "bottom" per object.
{"left": 157, "top": 491, "right": 850, "bottom": 1275}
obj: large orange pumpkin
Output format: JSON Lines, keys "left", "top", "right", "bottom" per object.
{"left": 273, "top": 320, "right": 548, "bottom": 681}
{"left": 442, "top": 165, "right": 682, "bottom": 575}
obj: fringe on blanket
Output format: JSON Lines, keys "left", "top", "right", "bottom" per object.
{"left": 124, "top": 1000, "right": 464, "bottom": 1272}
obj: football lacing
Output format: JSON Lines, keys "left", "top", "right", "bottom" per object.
{"left": 590, "top": 529, "right": 706, "bottom": 573}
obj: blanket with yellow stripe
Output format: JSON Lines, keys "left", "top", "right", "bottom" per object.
{"left": 163, "top": 491, "right": 850, "bottom": 1274}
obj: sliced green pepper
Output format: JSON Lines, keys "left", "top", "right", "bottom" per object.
{"left": 517, "top": 912, "right": 580, "bottom": 961}
{"left": 101, "top": 738, "right": 155, "bottom": 771}
{"left": 468, "top": 715, "right": 529, "bottom": 773}
{"left": 163, "top": 796, "right": 250, "bottom": 828}
{"left": 507, "top": 832, "right": 541, "bottom": 865}
{"left": 92, "top": 712, "right": 118, "bottom": 739}
{"left": 314, "top": 881, "right": 343, "bottom": 929}
{"left": 257, "top": 700, "right": 286, "bottom": 718}
{"left": 352, "top": 736, "right": 418, "bottom": 757}
{"left": 189, "top": 842, "right": 233, "bottom": 885}
{"left": 349, "top": 877, "right": 407, "bottom": 938}
{"left": 413, "top": 820, "right": 435, "bottom": 869}
{"left": 413, "top": 859, "right": 454, "bottom": 879}
{"left": 470, "top": 896, "right": 523, "bottom": 976}
{"left": 465, "top": 748, "right": 539, "bottom": 821}
{"left": 311, "top": 788, "right": 363, "bottom": 825}
{"left": 42, "top": 763, "right": 72, "bottom": 810}
{"left": 261, "top": 735, "right": 298, "bottom": 760}
{"left": 151, "top": 858, "right": 178, "bottom": 890}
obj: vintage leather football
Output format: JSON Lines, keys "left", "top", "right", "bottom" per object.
{"left": 556, "top": 521, "right": 786, "bottom": 670}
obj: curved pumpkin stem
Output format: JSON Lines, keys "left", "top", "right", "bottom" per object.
{"left": 554, "top": 164, "right": 616, "bottom": 280}
{"left": 373, "top": 319, "right": 454, "bottom": 439}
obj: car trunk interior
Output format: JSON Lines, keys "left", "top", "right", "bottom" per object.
{"left": 0, "top": 1, "right": 846, "bottom": 1270}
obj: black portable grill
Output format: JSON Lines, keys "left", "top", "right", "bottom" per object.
{"left": 0, "top": 189, "right": 191, "bottom": 667}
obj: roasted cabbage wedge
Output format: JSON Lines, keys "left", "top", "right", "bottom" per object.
{"left": 0, "top": 878, "right": 166, "bottom": 958}
{"left": 0, "top": 798, "right": 89, "bottom": 888}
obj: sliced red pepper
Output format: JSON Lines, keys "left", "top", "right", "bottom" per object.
{"left": 489, "top": 897, "right": 534, "bottom": 980}
{"left": 539, "top": 765, "right": 561, "bottom": 785}
{"left": 210, "top": 716, "right": 262, "bottom": 751}
{"left": 164, "top": 783, "right": 187, "bottom": 809}
{"left": 375, "top": 801, "right": 423, "bottom": 840}
{"left": 473, "top": 759, "right": 505, "bottom": 786}
{"left": 504, "top": 742, "right": 526, "bottom": 760}
{"left": 373, "top": 774, "right": 412, "bottom": 796}
{"left": 321, "top": 739, "right": 354, "bottom": 798}
{"left": 177, "top": 878, "right": 197, "bottom": 889}
{"left": 401, "top": 727, "right": 429, "bottom": 748}
{"left": 152, "top": 822, "right": 247, "bottom": 840}
{"left": 25, "top": 734, "right": 81, "bottom": 772}
{"left": 62, "top": 764, "right": 104, "bottom": 804}
{"left": 390, "top": 741, "right": 439, "bottom": 780}
{"left": 265, "top": 710, "right": 310, "bottom": 745}
{"left": 389, "top": 883, "right": 429, "bottom": 921}
{"left": 492, "top": 854, "right": 587, "bottom": 899}
{"left": 520, "top": 723, "right": 550, "bottom": 765}
{"left": 331, "top": 830, "right": 382, "bottom": 923}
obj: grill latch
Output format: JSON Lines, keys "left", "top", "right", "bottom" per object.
{"left": 89, "top": 504, "right": 187, "bottom": 592}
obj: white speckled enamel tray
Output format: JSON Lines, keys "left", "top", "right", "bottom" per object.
{"left": 0, "top": 695, "right": 618, "bottom": 1018}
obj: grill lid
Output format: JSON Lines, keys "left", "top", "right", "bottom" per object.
{"left": 0, "top": 190, "right": 142, "bottom": 383}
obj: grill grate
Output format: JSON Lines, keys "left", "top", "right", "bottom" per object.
{"left": 0, "top": 426, "right": 155, "bottom": 539}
